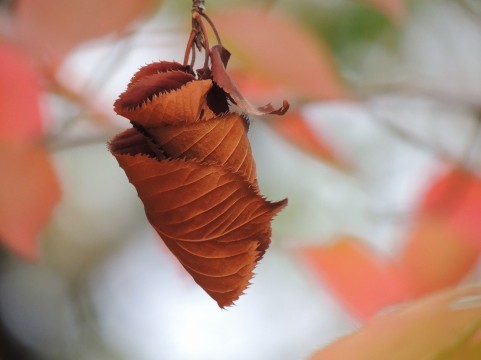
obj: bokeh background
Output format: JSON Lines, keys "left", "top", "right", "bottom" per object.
{"left": 1, "top": 0, "right": 481, "bottom": 359}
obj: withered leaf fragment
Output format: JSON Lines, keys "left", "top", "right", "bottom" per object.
{"left": 110, "top": 49, "right": 288, "bottom": 308}
{"left": 210, "top": 45, "right": 289, "bottom": 116}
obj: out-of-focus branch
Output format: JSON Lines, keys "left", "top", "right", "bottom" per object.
{"left": 361, "top": 83, "right": 481, "bottom": 171}
{"left": 359, "top": 83, "right": 481, "bottom": 111}
{"left": 41, "top": 68, "right": 123, "bottom": 151}
{"left": 45, "top": 74, "right": 117, "bottom": 130}
{"left": 456, "top": 0, "right": 481, "bottom": 25}
{"left": 46, "top": 134, "right": 112, "bottom": 152}
{"left": 368, "top": 111, "right": 459, "bottom": 165}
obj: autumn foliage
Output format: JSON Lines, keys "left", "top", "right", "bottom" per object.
{"left": 2, "top": 0, "right": 481, "bottom": 358}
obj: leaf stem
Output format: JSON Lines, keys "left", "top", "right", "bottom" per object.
{"left": 199, "top": 12, "right": 222, "bottom": 46}
{"left": 193, "top": 12, "right": 211, "bottom": 70}
{"left": 183, "top": 0, "right": 222, "bottom": 69}
{"left": 182, "top": 28, "right": 197, "bottom": 66}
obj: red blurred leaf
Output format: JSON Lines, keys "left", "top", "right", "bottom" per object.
{"left": 269, "top": 112, "right": 349, "bottom": 169}
{"left": 356, "top": 0, "right": 407, "bottom": 23}
{"left": 300, "top": 236, "right": 410, "bottom": 320}
{"left": 0, "top": 40, "right": 59, "bottom": 260}
{"left": 111, "top": 58, "right": 287, "bottom": 307}
{"left": 213, "top": 7, "right": 350, "bottom": 101}
{"left": 310, "top": 286, "right": 481, "bottom": 360}
{"left": 421, "top": 168, "right": 481, "bottom": 251}
{"left": 0, "top": 142, "right": 60, "bottom": 260}
{"left": 14, "top": 0, "right": 160, "bottom": 64}
{"left": 299, "top": 168, "right": 481, "bottom": 320}
{"left": 400, "top": 218, "right": 479, "bottom": 297}
{"left": 0, "top": 40, "right": 43, "bottom": 140}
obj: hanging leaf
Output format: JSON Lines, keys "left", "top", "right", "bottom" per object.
{"left": 110, "top": 48, "right": 287, "bottom": 307}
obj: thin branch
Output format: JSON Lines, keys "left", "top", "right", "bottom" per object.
{"left": 40, "top": 69, "right": 123, "bottom": 151}
{"left": 44, "top": 71, "right": 118, "bottom": 131}
{"left": 367, "top": 110, "right": 469, "bottom": 170}
{"left": 455, "top": 0, "right": 481, "bottom": 25}
{"left": 46, "top": 134, "right": 112, "bottom": 152}
{"left": 463, "top": 110, "right": 481, "bottom": 168}
{"left": 199, "top": 12, "right": 222, "bottom": 45}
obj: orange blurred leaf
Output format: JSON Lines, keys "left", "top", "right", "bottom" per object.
{"left": 0, "top": 40, "right": 43, "bottom": 140}
{"left": 400, "top": 218, "right": 479, "bottom": 297}
{"left": 300, "top": 236, "right": 410, "bottom": 320}
{"left": 421, "top": 168, "right": 481, "bottom": 251}
{"left": 110, "top": 58, "right": 287, "bottom": 307}
{"left": 0, "top": 142, "right": 60, "bottom": 260}
{"left": 14, "top": 0, "right": 160, "bottom": 64}
{"left": 310, "top": 286, "right": 481, "bottom": 360}
{"left": 269, "top": 111, "right": 349, "bottom": 169}
{"left": 213, "top": 7, "right": 349, "bottom": 101}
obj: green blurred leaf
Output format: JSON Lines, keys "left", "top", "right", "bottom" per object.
{"left": 298, "top": 3, "right": 400, "bottom": 65}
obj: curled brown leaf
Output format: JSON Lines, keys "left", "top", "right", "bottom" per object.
{"left": 110, "top": 51, "right": 287, "bottom": 307}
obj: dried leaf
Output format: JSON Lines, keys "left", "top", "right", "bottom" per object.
{"left": 146, "top": 113, "right": 258, "bottom": 184}
{"left": 111, "top": 57, "right": 287, "bottom": 307}
{"left": 111, "top": 146, "right": 285, "bottom": 307}
{"left": 210, "top": 45, "right": 289, "bottom": 115}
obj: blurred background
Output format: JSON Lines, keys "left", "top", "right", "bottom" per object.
{"left": 1, "top": 0, "right": 481, "bottom": 359}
